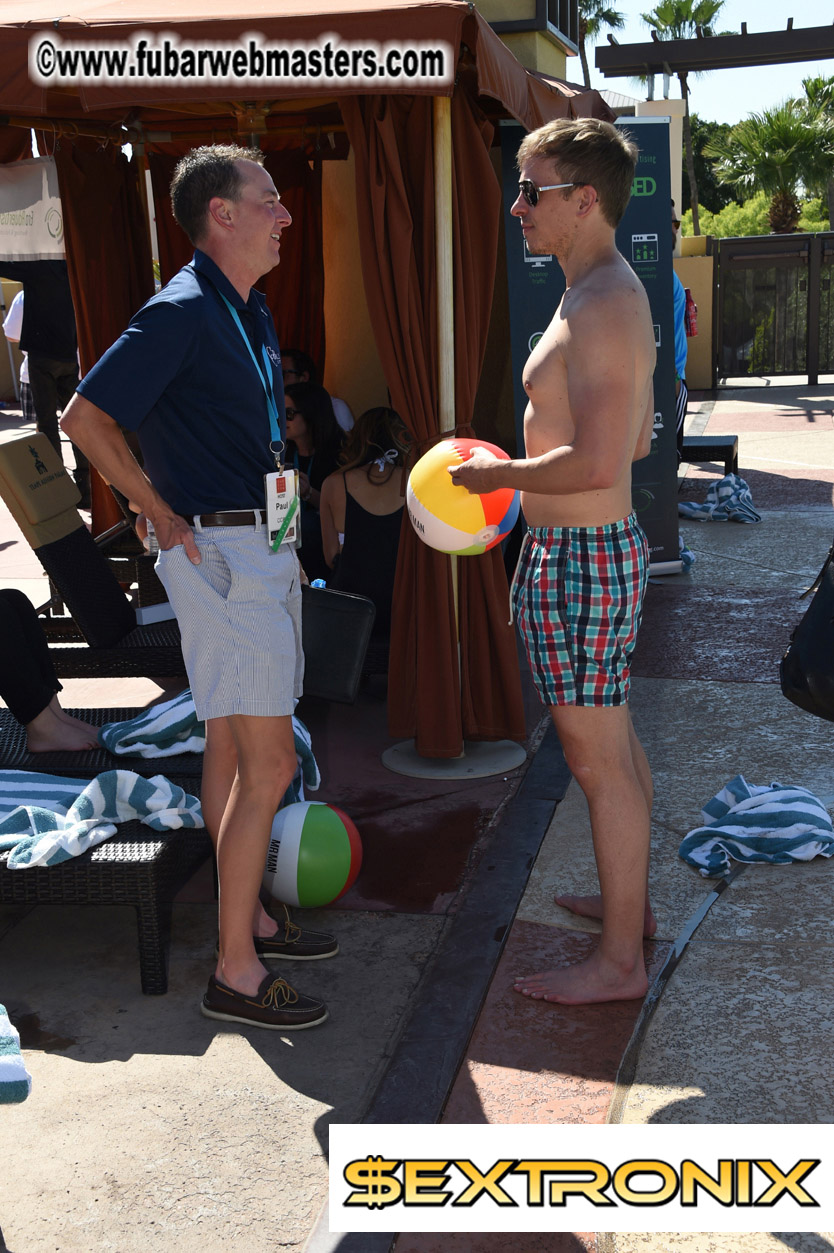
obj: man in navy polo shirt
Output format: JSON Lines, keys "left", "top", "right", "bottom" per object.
{"left": 61, "top": 145, "right": 334, "bottom": 1031}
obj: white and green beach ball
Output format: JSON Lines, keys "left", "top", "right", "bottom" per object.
{"left": 262, "top": 801, "right": 362, "bottom": 908}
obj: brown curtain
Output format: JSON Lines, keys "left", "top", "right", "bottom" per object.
{"left": 54, "top": 139, "right": 155, "bottom": 531}
{"left": 147, "top": 151, "right": 192, "bottom": 284}
{"left": 54, "top": 140, "right": 154, "bottom": 375}
{"left": 148, "top": 145, "right": 325, "bottom": 369}
{"left": 0, "top": 127, "right": 32, "bottom": 165}
{"left": 260, "top": 150, "right": 324, "bottom": 371}
{"left": 342, "top": 93, "right": 460, "bottom": 756}
{"left": 451, "top": 94, "right": 526, "bottom": 744}
{"left": 342, "top": 90, "right": 524, "bottom": 756}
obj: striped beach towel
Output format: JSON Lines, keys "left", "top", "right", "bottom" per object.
{"left": 0, "top": 769, "right": 203, "bottom": 869}
{"left": 678, "top": 473, "right": 761, "bottom": 524}
{"left": 679, "top": 774, "right": 834, "bottom": 877}
{"left": 98, "top": 689, "right": 205, "bottom": 757}
{"left": 0, "top": 1004, "right": 31, "bottom": 1104}
{"left": 97, "top": 692, "right": 320, "bottom": 800}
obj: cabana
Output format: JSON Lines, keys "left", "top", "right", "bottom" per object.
{"left": 0, "top": 0, "right": 612, "bottom": 760}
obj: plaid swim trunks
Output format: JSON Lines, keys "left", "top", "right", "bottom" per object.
{"left": 512, "top": 514, "right": 649, "bottom": 707}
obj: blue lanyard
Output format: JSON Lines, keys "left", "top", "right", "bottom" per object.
{"left": 216, "top": 289, "right": 284, "bottom": 447}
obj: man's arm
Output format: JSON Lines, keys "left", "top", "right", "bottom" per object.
{"left": 60, "top": 393, "right": 200, "bottom": 563}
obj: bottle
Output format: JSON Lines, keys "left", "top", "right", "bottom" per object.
{"left": 144, "top": 519, "right": 159, "bottom": 556}
{"left": 684, "top": 288, "right": 698, "bottom": 337}
{"left": 311, "top": 578, "right": 326, "bottom": 588}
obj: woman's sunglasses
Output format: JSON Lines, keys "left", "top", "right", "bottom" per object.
{"left": 285, "top": 407, "right": 302, "bottom": 420}
{"left": 518, "top": 179, "right": 581, "bottom": 208}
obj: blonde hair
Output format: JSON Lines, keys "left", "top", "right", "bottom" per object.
{"left": 517, "top": 119, "right": 637, "bottom": 227}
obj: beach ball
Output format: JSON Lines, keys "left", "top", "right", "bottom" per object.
{"left": 407, "top": 438, "right": 520, "bottom": 556}
{"left": 262, "top": 802, "right": 362, "bottom": 908}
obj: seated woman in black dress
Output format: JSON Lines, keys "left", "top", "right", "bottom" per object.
{"left": 319, "top": 407, "right": 411, "bottom": 638}
{"left": 284, "top": 382, "right": 345, "bottom": 583}
{"left": 0, "top": 588, "right": 97, "bottom": 752}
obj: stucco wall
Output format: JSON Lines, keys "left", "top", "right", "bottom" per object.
{"left": 674, "top": 249, "right": 714, "bottom": 390}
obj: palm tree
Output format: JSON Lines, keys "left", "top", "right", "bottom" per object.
{"left": 641, "top": 0, "right": 729, "bottom": 236}
{"left": 795, "top": 74, "right": 834, "bottom": 229}
{"left": 578, "top": 0, "right": 625, "bottom": 90}
{"left": 704, "top": 102, "right": 834, "bottom": 233}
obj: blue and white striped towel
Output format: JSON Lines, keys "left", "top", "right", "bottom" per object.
{"left": 0, "top": 1004, "right": 32, "bottom": 1103}
{"left": 97, "top": 693, "right": 320, "bottom": 799}
{"left": 679, "top": 774, "right": 834, "bottom": 877}
{"left": 98, "top": 689, "right": 205, "bottom": 757}
{"left": 678, "top": 473, "right": 761, "bottom": 524}
{"left": 0, "top": 769, "right": 203, "bottom": 869}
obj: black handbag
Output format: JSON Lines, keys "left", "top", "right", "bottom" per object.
{"left": 300, "top": 584, "right": 375, "bottom": 704}
{"left": 780, "top": 537, "right": 834, "bottom": 722}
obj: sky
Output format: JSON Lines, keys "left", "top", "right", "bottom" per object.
{"left": 582, "top": 0, "right": 834, "bottom": 127}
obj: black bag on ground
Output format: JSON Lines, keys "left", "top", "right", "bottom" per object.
{"left": 780, "top": 538, "right": 834, "bottom": 722}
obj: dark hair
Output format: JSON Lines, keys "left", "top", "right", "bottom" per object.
{"left": 281, "top": 347, "right": 318, "bottom": 384}
{"left": 338, "top": 407, "right": 411, "bottom": 473}
{"left": 170, "top": 144, "right": 265, "bottom": 245}
{"left": 285, "top": 382, "right": 343, "bottom": 461}
{"left": 517, "top": 118, "right": 638, "bottom": 228}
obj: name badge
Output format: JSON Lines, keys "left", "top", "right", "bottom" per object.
{"left": 265, "top": 470, "right": 300, "bottom": 551}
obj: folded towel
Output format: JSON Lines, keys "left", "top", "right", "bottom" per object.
{"left": 678, "top": 473, "right": 761, "bottom": 524}
{"left": 98, "top": 689, "right": 205, "bottom": 758}
{"left": 0, "top": 769, "right": 203, "bottom": 868}
{"left": 97, "top": 693, "right": 320, "bottom": 801}
{"left": 0, "top": 1003, "right": 32, "bottom": 1103}
{"left": 679, "top": 774, "right": 834, "bottom": 877}
{"left": 290, "top": 717, "right": 320, "bottom": 800}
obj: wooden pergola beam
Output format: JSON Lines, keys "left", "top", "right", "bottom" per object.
{"left": 596, "top": 23, "right": 834, "bottom": 77}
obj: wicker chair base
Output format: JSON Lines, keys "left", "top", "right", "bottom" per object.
{"left": 0, "top": 708, "right": 202, "bottom": 780}
{"left": 46, "top": 620, "right": 185, "bottom": 680}
{"left": 0, "top": 823, "right": 212, "bottom": 994}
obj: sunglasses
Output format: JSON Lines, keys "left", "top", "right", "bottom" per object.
{"left": 285, "top": 407, "right": 303, "bottom": 420}
{"left": 518, "top": 179, "right": 581, "bottom": 208}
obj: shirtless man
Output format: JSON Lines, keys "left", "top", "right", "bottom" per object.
{"left": 449, "top": 118, "right": 656, "bottom": 1005}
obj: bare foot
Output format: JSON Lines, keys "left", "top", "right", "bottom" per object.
{"left": 50, "top": 702, "right": 100, "bottom": 739}
{"left": 514, "top": 952, "right": 649, "bottom": 1006}
{"left": 555, "top": 892, "right": 657, "bottom": 938}
{"left": 26, "top": 705, "right": 98, "bottom": 753}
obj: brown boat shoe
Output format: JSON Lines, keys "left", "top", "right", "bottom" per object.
{"left": 201, "top": 970, "right": 328, "bottom": 1030}
{"left": 214, "top": 903, "right": 339, "bottom": 962}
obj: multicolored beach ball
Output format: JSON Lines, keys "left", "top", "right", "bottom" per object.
{"left": 406, "top": 438, "right": 520, "bottom": 555}
{"left": 262, "top": 802, "right": 362, "bottom": 908}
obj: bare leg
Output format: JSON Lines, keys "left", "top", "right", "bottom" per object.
{"left": 554, "top": 709, "right": 657, "bottom": 937}
{"left": 202, "top": 717, "right": 285, "bottom": 952}
{"left": 515, "top": 703, "right": 651, "bottom": 1005}
{"left": 207, "top": 713, "right": 299, "bottom": 996}
{"left": 26, "top": 698, "right": 98, "bottom": 752}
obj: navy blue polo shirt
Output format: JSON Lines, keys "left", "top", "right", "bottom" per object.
{"left": 77, "top": 250, "right": 285, "bottom": 515}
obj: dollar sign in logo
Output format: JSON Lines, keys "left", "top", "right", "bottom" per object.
{"left": 344, "top": 1156, "right": 403, "bottom": 1208}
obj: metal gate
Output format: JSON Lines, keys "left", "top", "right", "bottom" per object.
{"left": 717, "top": 232, "right": 834, "bottom": 384}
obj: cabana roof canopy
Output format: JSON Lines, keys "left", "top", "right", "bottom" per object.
{"left": 0, "top": 0, "right": 611, "bottom": 133}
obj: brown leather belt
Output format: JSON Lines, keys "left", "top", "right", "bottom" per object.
{"left": 186, "top": 510, "right": 267, "bottom": 527}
